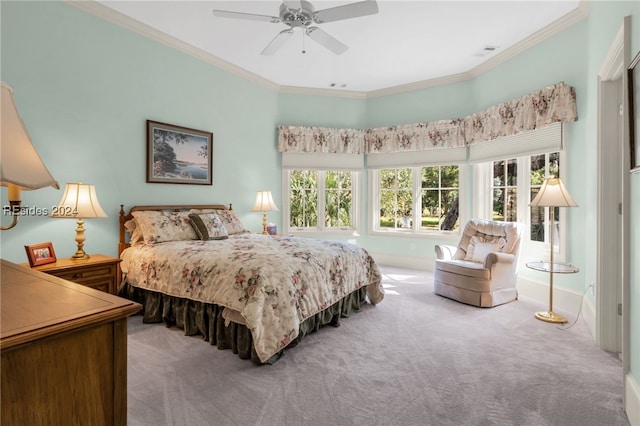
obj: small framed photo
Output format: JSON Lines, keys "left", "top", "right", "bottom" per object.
{"left": 147, "top": 120, "right": 213, "bottom": 185}
{"left": 25, "top": 242, "right": 57, "bottom": 267}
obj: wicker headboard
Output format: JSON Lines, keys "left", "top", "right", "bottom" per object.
{"left": 118, "top": 203, "right": 232, "bottom": 256}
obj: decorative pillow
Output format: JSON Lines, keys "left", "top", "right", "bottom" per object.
{"left": 211, "top": 209, "right": 248, "bottom": 235}
{"left": 131, "top": 211, "right": 198, "bottom": 245}
{"left": 188, "top": 213, "right": 229, "bottom": 240}
{"left": 464, "top": 235, "right": 507, "bottom": 263}
{"left": 124, "top": 219, "right": 145, "bottom": 246}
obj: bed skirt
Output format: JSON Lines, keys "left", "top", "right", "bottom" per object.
{"left": 119, "top": 281, "right": 370, "bottom": 365}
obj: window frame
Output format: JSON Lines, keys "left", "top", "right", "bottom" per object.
{"left": 368, "top": 164, "right": 467, "bottom": 237}
{"left": 474, "top": 151, "right": 570, "bottom": 262}
{"left": 282, "top": 169, "right": 361, "bottom": 235}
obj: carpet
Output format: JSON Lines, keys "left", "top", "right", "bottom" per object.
{"left": 126, "top": 266, "right": 629, "bottom": 426}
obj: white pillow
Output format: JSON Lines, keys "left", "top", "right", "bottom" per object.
{"left": 464, "top": 236, "right": 506, "bottom": 263}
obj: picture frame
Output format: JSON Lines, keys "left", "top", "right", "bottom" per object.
{"left": 25, "top": 242, "right": 57, "bottom": 267}
{"left": 146, "top": 120, "right": 213, "bottom": 185}
{"left": 629, "top": 51, "right": 640, "bottom": 172}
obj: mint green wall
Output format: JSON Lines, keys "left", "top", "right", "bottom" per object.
{"left": 0, "top": 1, "right": 280, "bottom": 261}
{"left": 277, "top": 93, "right": 367, "bottom": 128}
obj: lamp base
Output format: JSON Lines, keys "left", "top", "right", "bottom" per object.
{"left": 535, "top": 311, "right": 567, "bottom": 324}
{"left": 71, "top": 251, "right": 90, "bottom": 260}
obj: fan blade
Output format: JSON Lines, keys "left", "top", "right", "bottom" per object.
{"left": 261, "top": 29, "right": 294, "bottom": 55}
{"left": 306, "top": 27, "right": 348, "bottom": 55}
{"left": 313, "top": 0, "right": 378, "bottom": 23}
{"left": 212, "top": 10, "right": 280, "bottom": 23}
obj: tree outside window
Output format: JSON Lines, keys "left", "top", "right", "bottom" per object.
{"left": 289, "top": 170, "right": 318, "bottom": 228}
{"left": 379, "top": 168, "right": 413, "bottom": 229}
{"left": 421, "top": 165, "right": 459, "bottom": 231}
{"left": 492, "top": 158, "right": 518, "bottom": 222}
{"left": 288, "top": 170, "right": 356, "bottom": 231}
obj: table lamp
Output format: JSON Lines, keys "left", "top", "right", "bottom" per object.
{"left": 51, "top": 182, "right": 107, "bottom": 259}
{"left": 251, "top": 190, "right": 279, "bottom": 235}
{"left": 529, "top": 177, "right": 578, "bottom": 323}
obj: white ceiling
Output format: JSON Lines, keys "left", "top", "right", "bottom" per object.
{"left": 92, "top": 0, "right": 583, "bottom": 94}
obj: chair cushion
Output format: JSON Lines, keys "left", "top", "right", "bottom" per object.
{"left": 435, "top": 259, "right": 490, "bottom": 280}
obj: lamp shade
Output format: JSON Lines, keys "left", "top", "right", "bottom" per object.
{"left": 530, "top": 178, "right": 578, "bottom": 208}
{"left": 0, "top": 82, "right": 59, "bottom": 191}
{"left": 51, "top": 183, "right": 108, "bottom": 219}
{"left": 251, "top": 190, "right": 279, "bottom": 212}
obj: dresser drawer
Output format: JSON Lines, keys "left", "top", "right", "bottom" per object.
{"left": 50, "top": 264, "right": 116, "bottom": 283}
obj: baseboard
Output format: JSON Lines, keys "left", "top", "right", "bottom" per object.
{"left": 626, "top": 374, "right": 640, "bottom": 426}
{"left": 515, "top": 275, "right": 586, "bottom": 320}
{"left": 370, "top": 252, "right": 434, "bottom": 272}
{"left": 582, "top": 294, "right": 596, "bottom": 340}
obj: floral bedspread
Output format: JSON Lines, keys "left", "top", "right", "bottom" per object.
{"left": 122, "top": 234, "right": 384, "bottom": 362}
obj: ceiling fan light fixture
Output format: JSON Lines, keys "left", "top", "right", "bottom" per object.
{"left": 213, "top": 0, "right": 378, "bottom": 55}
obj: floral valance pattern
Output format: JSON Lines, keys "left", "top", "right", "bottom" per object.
{"left": 366, "top": 119, "right": 467, "bottom": 154}
{"left": 278, "top": 126, "right": 365, "bottom": 154}
{"left": 463, "top": 81, "right": 577, "bottom": 145}
{"left": 278, "top": 82, "right": 577, "bottom": 154}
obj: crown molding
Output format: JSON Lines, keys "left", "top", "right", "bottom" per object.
{"left": 365, "top": 72, "right": 472, "bottom": 99}
{"left": 279, "top": 85, "right": 367, "bottom": 99}
{"left": 366, "top": 0, "right": 589, "bottom": 99}
{"left": 65, "top": 0, "right": 280, "bottom": 92}
{"left": 468, "top": 0, "right": 589, "bottom": 80}
{"left": 66, "top": 0, "right": 589, "bottom": 99}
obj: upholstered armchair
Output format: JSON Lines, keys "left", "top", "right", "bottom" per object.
{"left": 434, "top": 219, "right": 523, "bottom": 307}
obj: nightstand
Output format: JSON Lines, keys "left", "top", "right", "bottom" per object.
{"left": 25, "top": 254, "right": 121, "bottom": 295}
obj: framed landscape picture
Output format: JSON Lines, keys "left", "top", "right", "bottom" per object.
{"left": 146, "top": 120, "right": 213, "bottom": 185}
{"left": 629, "top": 51, "right": 640, "bottom": 172}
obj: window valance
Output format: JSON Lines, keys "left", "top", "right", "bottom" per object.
{"left": 366, "top": 119, "right": 466, "bottom": 154}
{"left": 278, "top": 81, "right": 577, "bottom": 156}
{"left": 278, "top": 126, "right": 366, "bottom": 154}
{"left": 464, "top": 82, "right": 577, "bottom": 146}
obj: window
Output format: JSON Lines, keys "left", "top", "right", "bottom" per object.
{"left": 379, "top": 168, "right": 413, "bottom": 230}
{"left": 422, "top": 165, "right": 460, "bottom": 231}
{"left": 483, "top": 151, "right": 566, "bottom": 257}
{"left": 529, "top": 152, "right": 560, "bottom": 247}
{"left": 373, "top": 165, "right": 461, "bottom": 233}
{"left": 286, "top": 169, "right": 358, "bottom": 232}
{"left": 492, "top": 159, "right": 517, "bottom": 222}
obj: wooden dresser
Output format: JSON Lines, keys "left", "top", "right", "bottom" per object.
{"left": 1, "top": 259, "right": 141, "bottom": 426}
{"left": 25, "top": 254, "right": 120, "bottom": 295}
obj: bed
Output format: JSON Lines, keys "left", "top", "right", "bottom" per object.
{"left": 118, "top": 204, "right": 384, "bottom": 364}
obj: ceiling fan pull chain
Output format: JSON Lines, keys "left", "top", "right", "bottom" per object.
{"left": 302, "top": 30, "right": 306, "bottom": 54}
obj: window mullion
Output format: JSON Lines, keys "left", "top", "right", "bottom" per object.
{"left": 318, "top": 171, "right": 326, "bottom": 231}
{"left": 413, "top": 166, "right": 421, "bottom": 231}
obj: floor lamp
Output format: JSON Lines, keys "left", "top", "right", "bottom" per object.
{"left": 529, "top": 177, "right": 578, "bottom": 324}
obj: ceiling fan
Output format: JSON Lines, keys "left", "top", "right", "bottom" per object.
{"left": 212, "top": 0, "right": 378, "bottom": 55}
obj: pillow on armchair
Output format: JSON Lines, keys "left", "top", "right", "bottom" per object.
{"left": 463, "top": 236, "right": 506, "bottom": 263}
